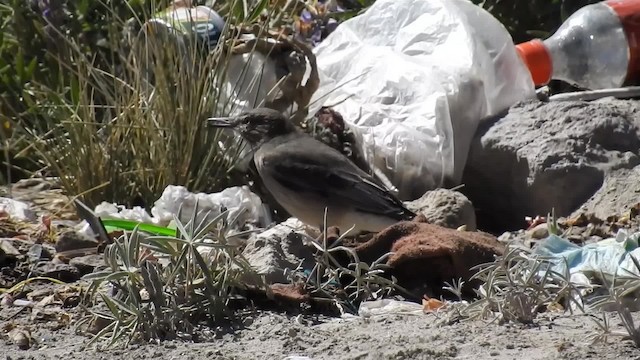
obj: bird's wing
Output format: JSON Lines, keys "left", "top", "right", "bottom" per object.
{"left": 257, "top": 136, "right": 415, "bottom": 220}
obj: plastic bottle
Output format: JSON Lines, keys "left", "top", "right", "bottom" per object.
{"left": 151, "top": 2, "right": 225, "bottom": 51}
{"left": 515, "top": 0, "right": 640, "bottom": 90}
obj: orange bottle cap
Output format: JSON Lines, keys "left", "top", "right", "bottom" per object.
{"left": 515, "top": 39, "right": 553, "bottom": 86}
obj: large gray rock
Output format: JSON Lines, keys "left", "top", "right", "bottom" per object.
{"left": 462, "top": 98, "right": 640, "bottom": 232}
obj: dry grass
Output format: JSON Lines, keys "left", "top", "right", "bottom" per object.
{"left": 18, "top": 0, "right": 296, "bottom": 208}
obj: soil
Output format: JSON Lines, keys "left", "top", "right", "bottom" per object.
{"left": 3, "top": 305, "right": 640, "bottom": 359}
{"left": 3, "top": 175, "right": 640, "bottom": 359}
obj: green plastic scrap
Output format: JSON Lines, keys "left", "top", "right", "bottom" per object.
{"left": 101, "top": 218, "right": 177, "bottom": 237}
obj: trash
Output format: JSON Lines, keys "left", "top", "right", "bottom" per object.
{"left": 346, "top": 215, "right": 504, "bottom": 297}
{"left": 0, "top": 198, "right": 36, "bottom": 222}
{"left": 422, "top": 297, "right": 447, "bottom": 312}
{"left": 532, "top": 229, "right": 640, "bottom": 304}
{"left": 78, "top": 185, "right": 271, "bottom": 239}
{"left": 358, "top": 299, "right": 425, "bottom": 317}
{"left": 516, "top": 0, "right": 640, "bottom": 90}
{"left": 145, "top": 0, "right": 225, "bottom": 51}
{"left": 151, "top": 185, "right": 270, "bottom": 227}
{"left": 309, "top": 0, "right": 535, "bottom": 199}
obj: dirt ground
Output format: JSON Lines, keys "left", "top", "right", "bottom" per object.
{"left": 3, "top": 305, "right": 640, "bottom": 360}
{"left": 4, "top": 168, "right": 640, "bottom": 359}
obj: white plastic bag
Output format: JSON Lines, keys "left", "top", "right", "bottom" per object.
{"left": 309, "top": 0, "right": 536, "bottom": 199}
{"left": 77, "top": 185, "right": 271, "bottom": 239}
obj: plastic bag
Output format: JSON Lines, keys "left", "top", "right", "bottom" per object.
{"left": 308, "top": 0, "right": 536, "bottom": 199}
{"left": 78, "top": 185, "right": 271, "bottom": 239}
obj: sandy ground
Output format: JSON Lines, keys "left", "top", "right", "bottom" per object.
{"left": 3, "top": 304, "right": 640, "bottom": 360}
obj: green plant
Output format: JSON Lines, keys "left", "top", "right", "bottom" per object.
{"left": 297, "top": 210, "right": 409, "bottom": 314}
{"left": 459, "top": 246, "right": 587, "bottom": 323}
{"left": 76, "top": 202, "right": 260, "bottom": 348}
{"left": 17, "top": 0, "right": 305, "bottom": 208}
{"left": 589, "top": 255, "right": 640, "bottom": 346}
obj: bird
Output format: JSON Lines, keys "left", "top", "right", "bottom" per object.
{"left": 206, "top": 107, "right": 416, "bottom": 234}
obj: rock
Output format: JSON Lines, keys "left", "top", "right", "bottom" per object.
{"left": 55, "top": 230, "right": 99, "bottom": 253}
{"left": 241, "top": 218, "right": 316, "bottom": 284}
{"left": 33, "top": 262, "right": 80, "bottom": 282}
{"left": 526, "top": 223, "right": 549, "bottom": 240}
{"left": 27, "top": 243, "right": 53, "bottom": 262}
{"left": 462, "top": 99, "right": 640, "bottom": 232}
{"left": 404, "top": 189, "right": 476, "bottom": 231}
{"left": 69, "top": 254, "right": 104, "bottom": 276}
{"left": 0, "top": 239, "right": 21, "bottom": 265}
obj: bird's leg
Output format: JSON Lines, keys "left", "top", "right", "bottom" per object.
{"left": 315, "top": 223, "right": 326, "bottom": 246}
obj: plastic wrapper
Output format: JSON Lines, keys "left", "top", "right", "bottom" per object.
{"left": 0, "top": 198, "right": 36, "bottom": 222}
{"left": 79, "top": 185, "right": 271, "bottom": 238}
{"left": 308, "top": 0, "right": 536, "bottom": 199}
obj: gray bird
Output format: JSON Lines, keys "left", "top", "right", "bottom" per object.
{"left": 207, "top": 108, "right": 416, "bottom": 234}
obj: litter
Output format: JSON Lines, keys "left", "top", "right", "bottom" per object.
{"left": 357, "top": 299, "right": 425, "bottom": 318}
{"left": 77, "top": 185, "right": 271, "bottom": 239}
{"left": 532, "top": 229, "right": 640, "bottom": 309}
{"left": 516, "top": 0, "right": 640, "bottom": 90}
{"left": 308, "top": 0, "right": 535, "bottom": 200}
{"left": 533, "top": 230, "right": 640, "bottom": 282}
{"left": 0, "top": 198, "right": 36, "bottom": 222}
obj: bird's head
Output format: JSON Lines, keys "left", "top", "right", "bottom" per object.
{"left": 206, "top": 108, "right": 295, "bottom": 145}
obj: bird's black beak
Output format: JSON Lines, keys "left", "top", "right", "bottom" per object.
{"left": 206, "top": 116, "right": 240, "bottom": 128}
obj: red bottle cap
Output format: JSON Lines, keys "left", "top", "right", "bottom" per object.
{"left": 515, "top": 39, "right": 552, "bottom": 86}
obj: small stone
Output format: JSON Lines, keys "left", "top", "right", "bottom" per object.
{"left": 27, "top": 244, "right": 52, "bottom": 262}
{"left": 490, "top": 350, "right": 500, "bottom": 356}
{"left": 404, "top": 189, "right": 477, "bottom": 231}
{"left": 526, "top": 223, "right": 549, "bottom": 239}
{"left": 69, "top": 254, "right": 104, "bottom": 275}
{"left": 0, "top": 239, "right": 20, "bottom": 266}
{"left": 0, "top": 239, "right": 20, "bottom": 257}
{"left": 33, "top": 262, "right": 80, "bottom": 282}
{"left": 55, "top": 231, "right": 99, "bottom": 253}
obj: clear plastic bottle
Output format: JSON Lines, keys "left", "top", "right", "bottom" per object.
{"left": 516, "top": 0, "right": 640, "bottom": 90}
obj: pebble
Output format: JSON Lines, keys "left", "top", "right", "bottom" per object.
{"left": 33, "top": 262, "right": 80, "bottom": 282}
{"left": 526, "top": 223, "right": 549, "bottom": 239}
{"left": 69, "top": 254, "right": 104, "bottom": 275}
{"left": 55, "top": 230, "right": 99, "bottom": 253}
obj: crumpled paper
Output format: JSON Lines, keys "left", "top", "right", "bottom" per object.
{"left": 80, "top": 185, "right": 271, "bottom": 237}
{"left": 308, "top": 0, "right": 535, "bottom": 199}
{"left": 0, "top": 197, "right": 36, "bottom": 222}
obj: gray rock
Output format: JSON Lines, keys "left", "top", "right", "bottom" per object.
{"left": 27, "top": 244, "right": 53, "bottom": 262}
{"left": 404, "top": 189, "right": 476, "bottom": 230}
{"left": 55, "top": 230, "right": 99, "bottom": 253}
{"left": 0, "top": 239, "right": 20, "bottom": 266}
{"left": 33, "top": 262, "right": 80, "bottom": 282}
{"left": 462, "top": 98, "right": 640, "bottom": 232}
{"left": 69, "top": 254, "right": 105, "bottom": 276}
{"left": 241, "top": 218, "right": 316, "bottom": 284}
